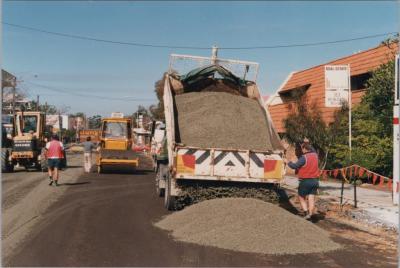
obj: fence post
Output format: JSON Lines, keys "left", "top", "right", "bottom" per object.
{"left": 340, "top": 177, "right": 345, "bottom": 211}
{"left": 353, "top": 177, "right": 357, "bottom": 208}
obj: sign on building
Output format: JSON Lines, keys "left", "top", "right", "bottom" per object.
{"left": 111, "top": 112, "right": 124, "bottom": 118}
{"left": 46, "top": 115, "right": 61, "bottom": 130}
{"left": 325, "top": 65, "right": 350, "bottom": 107}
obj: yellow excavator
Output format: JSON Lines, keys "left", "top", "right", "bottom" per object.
{"left": 96, "top": 114, "right": 139, "bottom": 173}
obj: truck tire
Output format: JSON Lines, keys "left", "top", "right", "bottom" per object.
{"left": 40, "top": 149, "right": 48, "bottom": 172}
{"left": 164, "top": 172, "right": 176, "bottom": 210}
{"left": 1, "top": 149, "right": 8, "bottom": 172}
{"left": 1, "top": 149, "right": 13, "bottom": 172}
{"left": 40, "top": 158, "right": 48, "bottom": 172}
{"left": 156, "top": 164, "right": 165, "bottom": 197}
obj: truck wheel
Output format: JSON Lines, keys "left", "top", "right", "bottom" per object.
{"left": 40, "top": 158, "right": 48, "bottom": 172}
{"left": 6, "top": 161, "right": 14, "bottom": 172}
{"left": 2, "top": 149, "right": 14, "bottom": 172}
{"left": 164, "top": 172, "right": 176, "bottom": 210}
{"left": 35, "top": 162, "right": 42, "bottom": 171}
{"left": 156, "top": 165, "right": 165, "bottom": 197}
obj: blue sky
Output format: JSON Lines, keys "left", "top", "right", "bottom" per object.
{"left": 3, "top": 1, "right": 398, "bottom": 116}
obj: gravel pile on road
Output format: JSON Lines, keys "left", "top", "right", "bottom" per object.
{"left": 174, "top": 92, "right": 273, "bottom": 151}
{"left": 155, "top": 198, "right": 341, "bottom": 255}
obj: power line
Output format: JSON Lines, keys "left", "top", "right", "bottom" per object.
{"left": 3, "top": 22, "right": 211, "bottom": 50}
{"left": 3, "top": 21, "right": 398, "bottom": 50}
{"left": 25, "top": 81, "right": 157, "bottom": 102}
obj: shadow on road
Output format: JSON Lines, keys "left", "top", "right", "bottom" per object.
{"left": 64, "top": 165, "right": 83, "bottom": 169}
{"left": 60, "top": 181, "right": 91, "bottom": 186}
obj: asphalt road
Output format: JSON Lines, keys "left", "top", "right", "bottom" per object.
{"left": 4, "top": 154, "right": 397, "bottom": 267}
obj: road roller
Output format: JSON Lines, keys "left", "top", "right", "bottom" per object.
{"left": 96, "top": 114, "right": 139, "bottom": 173}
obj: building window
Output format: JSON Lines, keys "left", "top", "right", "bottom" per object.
{"left": 279, "top": 84, "right": 311, "bottom": 102}
{"left": 351, "top": 72, "right": 372, "bottom": 91}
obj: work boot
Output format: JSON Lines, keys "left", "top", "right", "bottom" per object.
{"left": 298, "top": 210, "right": 307, "bottom": 217}
{"left": 304, "top": 214, "right": 312, "bottom": 221}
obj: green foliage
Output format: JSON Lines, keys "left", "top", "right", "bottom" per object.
{"left": 88, "top": 115, "right": 102, "bottom": 129}
{"left": 148, "top": 103, "right": 164, "bottom": 121}
{"left": 64, "top": 129, "right": 76, "bottom": 140}
{"left": 283, "top": 94, "right": 329, "bottom": 159}
{"left": 152, "top": 72, "right": 167, "bottom": 121}
{"left": 327, "top": 59, "right": 394, "bottom": 177}
{"left": 39, "top": 103, "right": 58, "bottom": 114}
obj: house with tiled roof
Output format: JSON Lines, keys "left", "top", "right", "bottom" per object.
{"left": 267, "top": 42, "right": 398, "bottom": 134}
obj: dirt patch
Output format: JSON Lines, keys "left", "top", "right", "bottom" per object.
{"left": 174, "top": 92, "right": 274, "bottom": 151}
{"left": 154, "top": 198, "right": 341, "bottom": 255}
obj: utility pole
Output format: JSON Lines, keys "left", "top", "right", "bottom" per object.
{"left": 394, "top": 53, "right": 399, "bottom": 205}
{"left": 12, "top": 82, "right": 16, "bottom": 115}
{"left": 211, "top": 45, "right": 218, "bottom": 65}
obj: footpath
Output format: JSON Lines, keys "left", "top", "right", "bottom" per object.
{"left": 283, "top": 176, "right": 399, "bottom": 230}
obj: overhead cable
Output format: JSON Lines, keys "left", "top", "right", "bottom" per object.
{"left": 3, "top": 21, "right": 398, "bottom": 50}
{"left": 25, "top": 81, "right": 156, "bottom": 102}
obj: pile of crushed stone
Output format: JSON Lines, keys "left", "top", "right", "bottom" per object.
{"left": 154, "top": 198, "right": 341, "bottom": 255}
{"left": 174, "top": 92, "right": 274, "bottom": 151}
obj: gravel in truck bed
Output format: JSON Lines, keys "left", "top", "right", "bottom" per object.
{"left": 155, "top": 198, "right": 341, "bottom": 255}
{"left": 174, "top": 92, "right": 274, "bottom": 151}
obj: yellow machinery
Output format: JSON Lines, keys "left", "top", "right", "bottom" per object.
{"left": 96, "top": 116, "right": 139, "bottom": 173}
{"left": 10, "top": 111, "right": 46, "bottom": 170}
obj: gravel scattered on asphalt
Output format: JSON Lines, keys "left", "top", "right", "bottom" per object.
{"left": 175, "top": 92, "right": 274, "bottom": 151}
{"left": 155, "top": 198, "right": 341, "bottom": 255}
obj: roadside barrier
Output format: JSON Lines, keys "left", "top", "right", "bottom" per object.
{"left": 319, "top": 165, "right": 396, "bottom": 209}
{"left": 319, "top": 165, "right": 397, "bottom": 192}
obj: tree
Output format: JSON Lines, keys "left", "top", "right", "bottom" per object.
{"left": 283, "top": 93, "right": 330, "bottom": 163}
{"left": 152, "top": 72, "right": 167, "bottom": 121}
{"left": 148, "top": 103, "right": 164, "bottom": 121}
{"left": 132, "top": 105, "right": 150, "bottom": 129}
{"left": 39, "top": 103, "right": 58, "bottom": 114}
{"left": 88, "top": 115, "right": 102, "bottom": 129}
{"left": 326, "top": 59, "right": 394, "bottom": 177}
{"left": 152, "top": 70, "right": 178, "bottom": 121}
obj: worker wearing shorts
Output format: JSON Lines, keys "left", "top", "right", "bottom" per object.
{"left": 286, "top": 143, "right": 320, "bottom": 220}
{"left": 45, "top": 134, "right": 64, "bottom": 187}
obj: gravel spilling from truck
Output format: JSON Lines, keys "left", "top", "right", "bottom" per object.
{"left": 175, "top": 92, "right": 274, "bottom": 151}
{"left": 155, "top": 198, "right": 341, "bottom": 255}
{"left": 174, "top": 180, "right": 280, "bottom": 210}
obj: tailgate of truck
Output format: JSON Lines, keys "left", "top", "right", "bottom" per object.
{"left": 174, "top": 146, "right": 284, "bottom": 183}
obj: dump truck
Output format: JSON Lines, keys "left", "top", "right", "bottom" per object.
{"left": 156, "top": 50, "right": 285, "bottom": 210}
{"left": 96, "top": 114, "right": 139, "bottom": 173}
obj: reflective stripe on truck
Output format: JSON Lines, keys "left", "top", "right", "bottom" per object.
{"left": 175, "top": 147, "right": 284, "bottom": 181}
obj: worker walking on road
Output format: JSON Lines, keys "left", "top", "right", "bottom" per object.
{"left": 286, "top": 143, "right": 320, "bottom": 220}
{"left": 45, "top": 134, "right": 64, "bottom": 187}
{"left": 82, "top": 136, "right": 95, "bottom": 173}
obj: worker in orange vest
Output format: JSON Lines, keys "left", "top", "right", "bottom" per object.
{"left": 45, "top": 134, "right": 64, "bottom": 186}
{"left": 286, "top": 143, "right": 320, "bottom": 220}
